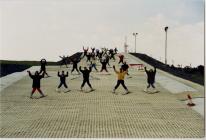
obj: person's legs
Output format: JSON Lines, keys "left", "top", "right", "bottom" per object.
{"left": 120, "top": 80, "right": 129, "bottom": 94}
{"left": 81, "top": 80, "right": 86, "bottom": 90}
{"left": 151, "top": 83, "right": 157, "bottom": 92}
{"left": 86, "top": 79, "right": 93, "bottom": 90}
{"left": 151, "top": 84, "right": 155, "bottom": 88}
{"left": 100, "top": 67, "right": 103, "bottom": 72}
{"left": 30, "top": 88, "right": 36, "bottom": 98}
{"left": 75, "top": 67, "right": 80, "bottom": 73}
{"left": 144, "top": 84, "right": 150, "bottom": 92}
{"left": 120, "top": 80, "right": 128, "bottom": 90}
{"left": 39, "top": 69, "right": 43, "bottom": 74}
{"left": 58, "top": 83, "right": 63, "bottom": 88}
{"left": 37, "top": 88, "right": 45, "bottom": 97}
{"left": 113, "top": 80, "right": 121, "bottom": 93}
{"left": 63, "top": 82, "right": 68, "bottom": 88}
{"left": 43, "top": 70, "right": 49, "bottom": 77}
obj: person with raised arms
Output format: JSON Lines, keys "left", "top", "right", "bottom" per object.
{"left": 56, "top": 71, "right": 70, "bottom": 92}
{"left": 144, "top": 66, "right": 157, "bottom": 93}
{"left": 79, "top": 66, "right": 94, "bottom": 92}
{"left": 39, "top": 58, "right": 50, "bottom": 77}
{"left": 27, "top": 70, "right": 46, "bottom": 99}
{"left": 112, "top": 65, "right": 129, "bottom": 94}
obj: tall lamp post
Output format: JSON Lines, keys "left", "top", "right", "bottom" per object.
{"left": 164, "top": 26, "right": 168, "bottom": 65}
{"left": 133, "top": 33, "right": 138, "bottom": 53}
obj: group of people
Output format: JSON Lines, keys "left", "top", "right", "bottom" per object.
{"left": 27, "top": 47, "right": 157, "bottom": 99}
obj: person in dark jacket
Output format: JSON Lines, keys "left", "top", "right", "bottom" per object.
{"left": 39, "top": 59, "right": 49, "bottom": 77}
{"left": 105, "top": 55, "right": 110, "bottom": 66}
{"left": 109, "top": 49, "right": 115, "bottom": 60}
{"left": 86, "top": 53, "right": 92, "bottom": 62}
{"left": 144, "top": 67, "right": 157, "bottom": 92}
{"left": 56, "top": 71, "right": 69, "bottom": 92}
{"left": 118, "top": 54, "right": 124, "bottom": 64}
{"left": 83, "top": 46, "right": 89, "bottom": 57}
{"left": 91, "top": 47, "right": 95, "bottom": 53}
{"left": 27, "top": 70, "right": 46, "bottom": 99}
{"left": 114, "top": 47, "right": 118, "bottom": 54}
{"left": 70, "top": 58, "right": 80, "bottom": 74}
{"left": 79, "top": 66, "right": 94, "bottom": 91}
{"left": 100, "top": 58, "right": 108, "bottom": 72}
{"left": 96, "top": 49, "right": 100, "bottom": 58}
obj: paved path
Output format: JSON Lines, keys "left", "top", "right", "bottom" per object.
{"left": 0, "top": 54, "right": 204, "bottom": 138}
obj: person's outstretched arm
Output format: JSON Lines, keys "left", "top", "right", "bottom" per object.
{"left": 27, "top": 71, "right": 33, "bottom": 78}
{"left": 59, "top": 56, "right": 63, "bottom": 59}
{"left": 66, "top": 72, "right": 69, "bottom": 77}
{"left": 144, "top": 67, "right": 148, "bottom": 72}
{"left": 57, "top": 71, "right": 60, "bottom": 77}
{"left": 79, "top": 66, "right": 83, "bottom": 73}
{"left": 113, "top": 65, "right": 118, "bottom": 73}
{"left": 89, "top": 66, "right": 92, "bottom": 72}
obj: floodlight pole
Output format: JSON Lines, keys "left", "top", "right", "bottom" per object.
{"left": 164, "top": 26, "right": 168, "bottom": 65}
{"left": 133, "top": 33, "right": 138, "bottom": 53}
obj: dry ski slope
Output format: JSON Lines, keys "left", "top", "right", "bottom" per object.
{"left": 0, "top": 53, "right": 204, "bottom": 138}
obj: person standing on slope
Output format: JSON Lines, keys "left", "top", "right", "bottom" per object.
{"left": 56, "top": 71, "right": 70, "bottom": 92}
{"left": 39, "top": 58, "right": 50, "bottom": 77}
{"left": 79, "top": 66, "right": 94, "bottom": 91}
{"left": 27, "top": 71, "right": 46, "bottom": 99}
{"left": 112, "top": 65, "right": 129, "bottom": 94}
{"left": 70, "top": 58, "right": 81, "bottom": 74}
{"left": 144, "top": 66, "right": 157, "bottom": 92}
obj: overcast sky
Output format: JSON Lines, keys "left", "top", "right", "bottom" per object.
{"left": 0, "top": 0, "right": 204, "bottom": 66}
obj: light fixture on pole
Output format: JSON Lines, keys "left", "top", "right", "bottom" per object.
{"left": 164, "top": 26, "right": 168, "bottom": 65}
{"left": 133, "top": 33, "right": 138, "bottom": 53}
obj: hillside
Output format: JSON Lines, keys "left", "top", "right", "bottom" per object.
{"left": 130, "top": 53, "right": 204, "bottom": 85}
